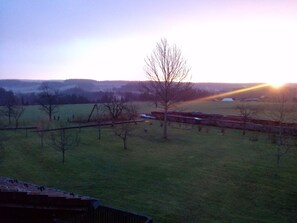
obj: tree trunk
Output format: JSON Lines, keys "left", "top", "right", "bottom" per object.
{"left": 123, "top": 137, "right": 127, "bottom": 150}
{"left": 163, "top": 106, "right": 168, "bottom": 139}
{"left": 98, "top": 125, "right": 101, "bottom": 140}
{"left": 40, "top": 134, "right": 44, "bottom": 149}
{"left": 275, "top": 146, "right": 281, "bottom": 176}
{"left": 49, "top": 108, "right": 52, "bottom": 121}
{"left": 242, "top": 127, "right": 246, "bottom": 136}
{"left": 62, "top": 150, "right": 65, "bottom": 163}
{"left": 242, "top": 119, "right": 247, "bottom": 136}
{"left": 275, "top": 127, "right": 283, "bottom": 174}
{"left": 8, "top": 107, "right": 12, "bottom": 125}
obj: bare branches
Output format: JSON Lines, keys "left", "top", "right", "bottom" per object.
{"left": 38, "top": 83, "right": 59, "bottom": 121}
{"left": 49, "top": 126, "right": 80, "bottom": 163}
{"left": 112, "top": 103, "right": 137, "bottom": 150}
{"left": 144, "top": 38, "right": 191, "bottom": 139}
{"left": 236, "top": 103, "right": 258, "bottom": 136}
{"left": 103, "top": 94, "right": 126, "bottom": 122}
{"left": 36, "top": 119, "right": 50, "bottom": 149}
{"left": 104, "top": 96, "right": 138, "bottom": 149}
{"left": 266, "top": 90, "right": 297, "bottom": 123}
{"left": 0, "top": 88, "right": 21, "bottom": 126}
{"left": 263, "top": 89, "right": 297, "bottom": 175}
{"left": 12, "top": 106, "right": 25, "bottom": 128}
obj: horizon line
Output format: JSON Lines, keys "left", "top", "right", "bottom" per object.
{"left": 0, "top": 78, "right": 296, "bottom": 85}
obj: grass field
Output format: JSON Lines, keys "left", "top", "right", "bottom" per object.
{"left": 18, "top": 101, "right": 247, "bottom": 125}
{"left": 0, "top": 102, "right": 297, "bottom": 222}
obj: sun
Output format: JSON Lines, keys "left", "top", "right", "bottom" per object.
{"left": 269, "top": 81, "right": 286, "bottom": 89}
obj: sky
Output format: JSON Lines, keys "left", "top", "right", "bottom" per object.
{"left": 1, "top": 0, "right": 297, "bottom": 83}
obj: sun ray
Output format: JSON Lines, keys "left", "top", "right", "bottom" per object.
{"left": 179, "top": 83, "right": 270, "bottom": 108}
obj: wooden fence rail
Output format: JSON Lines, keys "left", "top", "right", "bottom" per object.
{"left": 32, "top": 120, "right": 144, "bottom": 133}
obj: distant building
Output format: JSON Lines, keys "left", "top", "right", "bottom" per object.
{"left": 221, "top": 98, "right": 234, "bottom": 102}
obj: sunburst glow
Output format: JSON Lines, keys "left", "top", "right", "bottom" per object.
{"left": 269, "top": 81, "right": 286, "bottom": 89}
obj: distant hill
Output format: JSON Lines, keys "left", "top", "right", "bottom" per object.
{"left": 0, "top": 79, "right": 296, "bottom": 98}
{"left": 0, "top": 79, "right": 129, "bottom": 93}
{"left": 0, "top": 80, "right": 42, "bottom": 93}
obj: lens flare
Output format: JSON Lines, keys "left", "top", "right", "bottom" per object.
{"left": 269, "top": 81, "right": 286, "bottom": 89}
{"left": 178, "top": 83, "right": 270, "bottom": 108}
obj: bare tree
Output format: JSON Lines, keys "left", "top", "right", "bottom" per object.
{"left": 49, "top": 126, "right": 80, "bottom": 163}
{"left": 38, "top": 83, "right": 59, "bottom": 121}
{"left": 144, "top": 38, "right": 191, "bottom": 139}
{"left": 236, "top": 103, "right": 258, "bottom": 136}
{"left": 0, "top": 105, "right": 25, "bottom": 127}
{"left": 0, "top": 88, "right": 18, "bottom": 126}
{"left": 104, "top": 96, "right": 137, "bottom": 149}
{"left": 36, "top": 119, "right": 50, "bottom": 149}
{"left": 0, "top": 118, "right": 5, "bottom": 150}
{"left": 0, "top": 105, "right": 14, "bottom": 126}
{"left": 12, "top": 105, "right": 25, "bottom": 128}
{"left": 95, "top": 104, "right": 107, "bottom": 140}
{"left": 88, "top": 103, "right": 107, "bottom": 140}
{"left": 264, "top": 89, "right": 297, "bottom": 174}
{"left": 113, "top": 103, "right": 138, "bottom": 150}
{"left": 0, "top": 125, "right": 5, "bottom": 150}
{"left": 104, "top": 94, "right": 125, "bottom": 122}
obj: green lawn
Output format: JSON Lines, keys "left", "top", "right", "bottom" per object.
{"left": 10, "top": 100, "right": 273, "bottom": 126}
{"left": 16, "top": 101, "right": 248, "bottom": 126}
{"left": 18, "top": 102, "right": 154, "bottom": 125}
{"left": 4, "top": 100, "right": 296, "bottom": 126}
{"left": 0, "top": 117, "right": 296, "bottom": 222}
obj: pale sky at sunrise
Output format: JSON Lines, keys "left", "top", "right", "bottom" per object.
{"left": 1, "top": 0, "right": 297, "bottom": 83}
